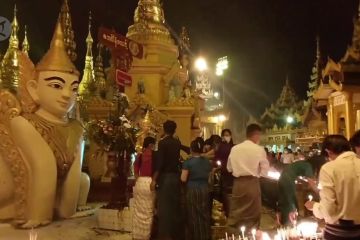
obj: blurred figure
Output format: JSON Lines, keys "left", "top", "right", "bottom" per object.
{"left": 282, "top": 148, "right": 294, "bottom": 164}
{"left": 278, "top": 156, "right": 314, "bottom": 225}
{"left": 181, "top": 138, "right": 212, "bottom": 240}
{"left": 215, "top": 129, "right": 235, "bottom": 216}
{"left": 306, "top": 135, "right": 360, "bottom": 240}
{"left": 133, "top": 137, "right": 156, "bottom": 240}
{"left": 350, "top": 130, "right": 360, "bottom": 156}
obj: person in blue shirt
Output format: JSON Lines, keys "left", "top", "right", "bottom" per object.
{"left": 181, "top": 138, "right": 212, "bottom": 240}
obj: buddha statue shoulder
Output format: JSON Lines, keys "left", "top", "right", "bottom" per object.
{"left": 0, "top": 20, "right": 90, "bottom": 228}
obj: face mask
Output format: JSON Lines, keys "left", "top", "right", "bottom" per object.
{"left": 224, "top": 136, "right": 231, "bottom": 143}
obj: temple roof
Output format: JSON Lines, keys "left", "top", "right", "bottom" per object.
{"left": 260, "top": 77, "right": 303, "bottom": 129}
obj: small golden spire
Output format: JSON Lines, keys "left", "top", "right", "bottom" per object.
{"left": 59, "top": 0, "right": 77, "bottom": 62}
{"left": 79, "top": 11, "right": 95, "bottom": 97}
{"left": 1, "top": 4, "right": 20, "bottom": 92}
{"left": 22, "top": 25, "right": 30, "bottom": 56}
{"left": 36, "top": 19, "right": 79, "bottom": 75}
{"left": 179, "top": 26, "right": 190, "bottom": 53}
{"left": 94, "top": 43, "right": 107, "bottom": 99}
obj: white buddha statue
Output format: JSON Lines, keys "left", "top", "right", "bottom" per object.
{"left": 0, "top": 19, "right": 90, "bottom": 228}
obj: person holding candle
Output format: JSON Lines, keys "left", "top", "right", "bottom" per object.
{"left": 278, "top": 155, "right": 314, "bottom": 225}
{"left": 226, "top": 124, "right": 269, "bottom": 234}
{"left": 181, "top": 138, "right": 212, "bottom": 240}
{"left": 305, "top": 135, "right": 360, "bottom": 240}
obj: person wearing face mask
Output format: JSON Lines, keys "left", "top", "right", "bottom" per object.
{"left": 226, "top": 124, "right": 269, "bottom": 234}
{"left": 215, "top": 129, "right": 234, "bottom": 216}
{"left": 305, "top": 135, "right": 360, "bottom": 240}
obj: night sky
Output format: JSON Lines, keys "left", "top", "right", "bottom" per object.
{"left": 0, "top": 0, "right": 359, "bottom": 117}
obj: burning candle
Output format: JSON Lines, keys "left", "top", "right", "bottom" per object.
{"left": 251, "top": 228, "right": 256, "bottom": 240}
{"left": 216, "top": 160, "right": 222, "bottom": 167}
{"left": 240, "top": 226, "right": 246, "bottom": 239}
{"left": 308, "top": 194, "right": 313, "bottom": 201}
{"left": 261, "top": 232, "right": 271, "bottom": 240}
{"left": 29, "top": 228, "right": 37, "bottom": 240}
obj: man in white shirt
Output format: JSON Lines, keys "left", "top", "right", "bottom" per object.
{"left": 226, "top": 124, "right": 269, "bottom": 234}
{"left": 305, "top": 135, "right": 360, "bottom": 239}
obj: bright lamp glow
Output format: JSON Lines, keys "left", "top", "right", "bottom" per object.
{"left": 214, "top": 92, "right": 220, "bottom": 98}
{"left": 218, "top": 114, "right": 226, "bottom": 122}
{"left": 216, "top": 56, "right": 228, "bottom": 76}
{"left": 286, "top": 116, "right": 294, "bottom": 123}
{"left": 195, "top": 57, "right": 208, "bottom": 72}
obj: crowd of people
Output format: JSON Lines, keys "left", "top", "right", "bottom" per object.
{"left": 131, "top": 120, "right": 360, "bottom": 240}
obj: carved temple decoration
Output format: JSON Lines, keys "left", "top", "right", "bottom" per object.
{"left": 22, "top": 26, "right": 30, "bottom": 56}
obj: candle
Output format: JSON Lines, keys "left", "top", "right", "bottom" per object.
{"left": 251, "top": 228, "right": 256, "bottom": 240}
{"left": 216, "top": 160, "right": 222, "bottom": 167}
{"left": 240, "top": 226, "right": 246, "bottom": 239}
{"left": 232, "top": 234, "right": 235, "bottom": 240}
{"left": 29, "top": 228, "right": 37, "bottom": 240}
{"left": 261, "top": 232, "right": 271, "bottom": 240}
{"left": 225, "top": 232, "right": 228, "bottom": 240}
{"left": 308, "top": 194, "right": 313, "bottom": 201}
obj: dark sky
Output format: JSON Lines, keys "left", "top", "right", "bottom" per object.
{"left": 1, "top": 0, "right": 359, "bottom": 117}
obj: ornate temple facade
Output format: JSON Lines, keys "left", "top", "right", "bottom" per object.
{"left": 124, "top": 0, "right": 197, "bottom": 146}
{"left": 313, "top": 3, "right": 360, "bottom": 139}
{"left": 260, "top": 78, "right": 304, "bottom": 152}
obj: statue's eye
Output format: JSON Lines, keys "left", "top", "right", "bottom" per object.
{"left": 72, "top": 87, "right": 78, "bottom": 92}
{"left": 48, "top": 82, "right": 63, "bottom": 89}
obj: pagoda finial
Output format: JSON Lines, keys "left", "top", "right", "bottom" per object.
{"left": 0, "top": 4, "right": 20, "bottom": 92}
{"left": 79, "top": 11, "right": 95, "bottom": 97}
{"left": 127, "top": 0, "right": 173, "bottom": 44}
{"left": 22, "top": 25, "right": 30, "bottom": 56}
{"left": 59, "top": 0, "right": 77, "bottom": 62}
{"left": 94, "top": 43, "right": 107, "bottom": 99}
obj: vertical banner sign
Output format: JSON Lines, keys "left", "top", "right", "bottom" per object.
{"left": 98, "top": 27, "right": 143, "bottom": 89}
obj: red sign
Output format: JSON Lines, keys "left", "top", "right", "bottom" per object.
{"left": 116, "top": 69, "right": 132, "bottom": 87}
{"left": 98, "top": 27, "right": 143, "bottom": 59}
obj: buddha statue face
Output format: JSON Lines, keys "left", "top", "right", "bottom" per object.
{"left": 27, "top": 70, "right": 79, "bottom": 120}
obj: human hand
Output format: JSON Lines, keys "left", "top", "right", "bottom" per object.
{"left": 305, "top": 200, "right": 315, "bottom": 211}
{"left": 289, "top": 211, "right": 298, "bottom": 224}
{"left": 307, "top": 178, "right": 317, "bottom": 189}
{"left": 150, "top": 180, "right": 156, "bottom": 191}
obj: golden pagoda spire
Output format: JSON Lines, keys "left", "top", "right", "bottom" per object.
{"left": 1, "top": 5, "right": 20, "bottom": 92}
{"left": 59, "top": 0, "right": 77, "bottom": 62}
{"left": 22, "top": 25, "right": 30, "bottom": 56}
{"left": 127, "top": 0, "right": 173, "bottom": 44}
{"left": 79, "top": 11, "right": 95, "bottom": 97}
{"left": 94, "top": 43, "right": 107, "bottom": 99}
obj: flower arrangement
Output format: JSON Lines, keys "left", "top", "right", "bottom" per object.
{"left": 86, "top": 114, "right": 138, "bottom": 153}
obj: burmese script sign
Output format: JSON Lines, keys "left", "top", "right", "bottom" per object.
{"left": 333, "top": 94, "right": 346, "bottom": 106}
{"left": 98, "top": 27, "right": 143, "bottom": 59}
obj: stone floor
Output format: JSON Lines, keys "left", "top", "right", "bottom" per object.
{"left": 0, "top": 214, "right": 132, "bottom": 240}
{"left": 0, "top": 207, "right": 278, "bottom": 240}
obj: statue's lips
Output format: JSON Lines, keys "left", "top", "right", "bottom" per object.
{"left": 57, "top": 101, "right": 70, "bottom": 108}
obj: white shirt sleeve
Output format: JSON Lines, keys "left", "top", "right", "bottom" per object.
{"left": 313, "top": 167, "right": 339, "bottom": 224}
{"left": 227, "top": 149, "right": 233, "bottom": 173}
{"left": 259, "top": 148, "right": 270, "bottom": 177}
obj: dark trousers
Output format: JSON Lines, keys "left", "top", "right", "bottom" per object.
{"left": 157, "top": 173, "right": 184, "bottom": 240}
{"left": 226, "top": 176, "right": 261, "bottom": 234}
{"left": 324, "top": 221, "right": 360, "bottom": 240}
{"left": 186, "top": 186, "right": 211, "bottom": 240}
